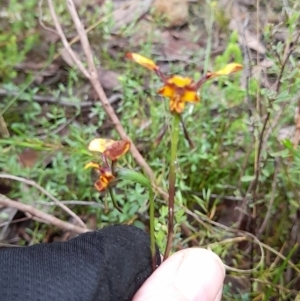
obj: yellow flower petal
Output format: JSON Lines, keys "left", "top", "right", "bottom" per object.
{"left": 167, "top": 76, "right": 193, "bottom": 88}
{"left": 84, "top": 162, "right": 101, "bottom": 169}
{"left": 182, "top": 90, "right": 199, "bottom": 103}
{"left": 208, "top": 63, "right": 243, "bottom": 78}
{"left": 88, "top": 138, "right": 130, "bottom": 161}
{"left": 126, "top": 53, "right": 158, "bottom": 71}
{"left": 158, "top": 85, "right": 175, "bottom": 98}
{"left": 88, "top": 138, "right": 114, "bottom": 153}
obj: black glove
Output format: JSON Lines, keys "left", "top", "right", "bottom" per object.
{"left": 0, "top": 225, "right": 161, "bottom": 301}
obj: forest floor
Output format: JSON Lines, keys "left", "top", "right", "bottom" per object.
{"left": 1, "top": 0, "right": 300, "bottom": 299}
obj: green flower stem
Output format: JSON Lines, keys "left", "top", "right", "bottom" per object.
{"left": 111, "top": 160, "right": 117, "bottom": 176}
{"left": 117, "top": 168, "right": 156, "bottom": 270}
{"left": 164, "top": 113, "right": 180, "bottom": 259}
{"left": 108, "top": 187, "right": 122, "bottom": 213}
{"left": 149, "top": 187, "right": 156, "bottom": 270}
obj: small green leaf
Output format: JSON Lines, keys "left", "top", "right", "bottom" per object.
{"left": 282, "top": 139, "right": 293, "bottom": 149}
{"left": 269, "top": 149, "right": 290, "bottom": 158}
{"left": 240, "top": 175, "right": 255, "bottom": 182}
{"left": 117, "top": 168, "right": 151, "bottom": 189}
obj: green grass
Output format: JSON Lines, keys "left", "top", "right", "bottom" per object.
{"left": 1, "top": 0, "right": 300, "bottom": 299}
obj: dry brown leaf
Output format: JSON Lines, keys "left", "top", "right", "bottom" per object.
{"left": 97, "top": 67, "right": 121, "bottom": 92}
{"left": 159, "top": 30, "right": 199, "bottom": 60}
{"left": 38, "top": 24, "right": 60, "bottom": 44}
{"left": 129, "top": 19, "right": 156, "bottom": 44}
{"left": 88, "top": 68, "right": 122, "bottom": 99}
{"left": 229, "top": 19, "right": 266, "bottom": 54}
{"left": 112, "top": 0, "right": 154, "bottom": 33}
{"left": 18, "top": 148, "right": 40, "bottom": 168}
{"left": 152, "top": 0, "right": 189, "bottom": 28}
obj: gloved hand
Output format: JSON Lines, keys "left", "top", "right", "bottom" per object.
{"left": 0, "top": 225, "right": 161, "bottom": 301}
{"left": 0, "top": 225, "right": 225, "bottom": 301}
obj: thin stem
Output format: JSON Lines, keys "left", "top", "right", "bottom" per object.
{"left": 108, "top": 187, "right": 122, "bottom": 213}
{"left": 203, "top": 0, "right": 214, "bottom": 74}
{"left": 164, "top": 113, "right": 180, "bottom": 259}
{"left": 149, "top": 188, "right": 156, "bottom": 271}
{"left": 111, "top": 160, "right": 117, "bottom": 176}
{"left": 180, "top": 114, "right": 195, "bottom": 149}
{"left": 117, "top": 168, "right": 156, "bottom": 268}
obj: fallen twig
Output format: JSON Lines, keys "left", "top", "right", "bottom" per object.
{"left": 0, "top": 88, "right": 93, "bottom": 107}
{"left": 36, "top": 200, "right": 104, "bottom": 207}
{"left": 0, "top": 194, "right": 90, "bottom": 234}
{"left": 0, "top": 174, "right": 86, "bottom": 228}
{"left": 48, "top": 0, "right": 90, "bottom": 79}
{"left": 0, "top": 89, "right": 123, "bottom": 109}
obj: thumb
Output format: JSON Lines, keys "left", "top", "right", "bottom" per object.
{"left": 133, "top": 248, "right": 225, "bottom": 301}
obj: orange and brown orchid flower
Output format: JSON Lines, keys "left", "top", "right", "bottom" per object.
{"left": 126, "top": 52, "right": 243, "bottom": 114}
{"left": 88, "top": 138, "right": 131, "bottom": 161}
{"left": 157, "top": 75, "right": 199, "bottom": 114}
{"left": 85, "top": 138, "right": 130, "bottom": 192}
{"left": 84, "top": 162, "right": 115, "bottom": 192}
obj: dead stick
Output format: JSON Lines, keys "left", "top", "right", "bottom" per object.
{"left": 0, "top": 194, "right": 90, "bottom": 234}
{"left": 0, "top": 174, "right": 86, "bottom": 228}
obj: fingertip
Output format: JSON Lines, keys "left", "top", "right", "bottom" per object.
{"left": 172, "top": 248, "right": 225, "bottom": 301}
{"left": 133, "top": 248, "right": 225, "bottom": 301}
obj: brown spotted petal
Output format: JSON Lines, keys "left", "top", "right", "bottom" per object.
{"left": 94, "top": 167, "right": 115, "bottom": 192}
{"left": 88, "top": 138, "right": 131, "bottom": 161}
{"left": 85, "top": 162, "right": 115, "bottom": 192}
{"left": 103, "top": 139, "right": 131, "bottom": 161}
